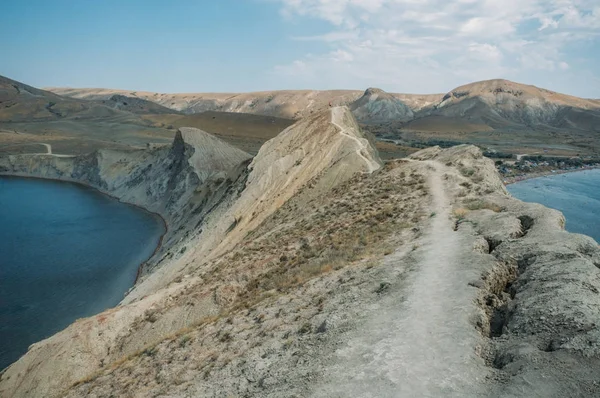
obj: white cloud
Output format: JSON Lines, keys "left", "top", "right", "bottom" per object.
{"left": 468, "top": 43, "right": 503, "bottom": 62}
{"left": 559, "top": 61, "right": 570, "bottom": 70}
{"left": 272, "top": 0, "right": 600, "bottom": 94}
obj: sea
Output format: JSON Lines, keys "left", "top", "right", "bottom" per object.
{"left": 0, "top": 176, "right": 165, "bottom": 370}
{"left": 507, "top": 169, "right": 600, "bottom": 243}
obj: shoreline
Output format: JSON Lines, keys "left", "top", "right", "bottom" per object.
{"left": 0, "top": 172, "right": 169, "bottom": 289}
{"left": 502, "top": 165, "right": 600, "bottom": 185}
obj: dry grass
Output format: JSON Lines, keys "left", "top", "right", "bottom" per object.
{"left": 233, "top": 169, "right": 426, "bottom": 301}
{"left": 453, "top": 208, "right": 470, "bottom": 220}
{"left": 464, "top": 199, "right": 504, "bottom": 212}
{"left": 65, "top": 162, "right": 429, "bottom": 397}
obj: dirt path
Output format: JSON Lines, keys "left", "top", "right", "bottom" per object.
{"left": 40, "top": 143, "right": 52, "bottom": 154}
{"left": 330, "top": 107, "right": 379, "bottom": 173}
{"left": 31, "top": 143, "right": 75, "bottom": 158}
{"left": 312, "top": 160, "right": 488, "bottom": 397}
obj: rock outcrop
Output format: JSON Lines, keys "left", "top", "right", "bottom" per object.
{"left": 0, "top": 127, "right": 253, "bottom": 274}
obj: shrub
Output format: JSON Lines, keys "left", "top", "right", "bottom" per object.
{"left": 464, "top": 200, "right": 503, "bottom": 212}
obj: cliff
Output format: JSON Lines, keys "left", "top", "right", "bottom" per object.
{"left": 0, "top": 106, "right": 382, "bottom": 397}
{"left": 0, "top": 127, "right": 253, "bottom": 275}
{"left": 1, "top": 108, "right": 600, "bottom": 398}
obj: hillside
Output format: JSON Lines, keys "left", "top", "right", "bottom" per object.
{"left": 101, "top": 94, "right": 178, "bottom": 115}
{"left": 47, "top": 87, "right": 366, "bottom": 119}
{"left": 350, "top": 87, "right": 414, "bottom": 124}
{"left": 0, "top": 75, "right": 183, "bottom": 155}
{"left": 47, "top": 86, "right": 443, "bottom": 120}
{"left": 396, "top": 80, "right": 600, "bottom": 156}
{"left": 419, "top": 79, "right": 600, "bottom": 128}
{"left": 0, "top": 76, "right": 179, "bottom": 122}
{"left": 0, "top": 76, "right": 298, "bottom": 157}
{"left": 2, "top": 107, "right": 600, "bottom": 397}
{"left": 142, "top": 111, "right": 296, "bottom": 155}
{"left": 48, "top": 80, "right": 600, "bottom": 156}
{"left": 49, "top": 80, "right": 600, "bottom": 130}
{"left": 0, "top": 75, "right": 107, "bottom": 122}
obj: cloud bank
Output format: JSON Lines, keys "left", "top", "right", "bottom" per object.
{"left": 272, "top": 0, "right": 600, "bottom": 96}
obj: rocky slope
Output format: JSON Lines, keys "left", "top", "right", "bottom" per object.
{"left": 47, "top": 88, "right": 365, "bottom": 119}
{"left": 0, "top": 106, "right": 381, "bottom": 397}
{"left": 413, "top": 79, "right": 600, "bottom": 132}
{"left": 1, "top": 107, "right": 600, "bottom": 398}
{"left": 350, "top": 87, "right": 414, "bottom": 124}
{"left": 101, "top": 94, "right": 178, "bottom": 115}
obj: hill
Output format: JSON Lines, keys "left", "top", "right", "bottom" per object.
{"left": 0, "top": 75, "right": 109, "bottom": 122}
{"left": 47, "top": 87, "right": 366, "bottom": 119}
{"left": 420, "top": 79, "right": 600, "bottom": 129}
{"left": 396, "top": 80, "right": 600, "bottom": 156}
{"left": 48, "top": 80, "right": 600, "bottom": 156}
{"left": 350, "top": 88, "right": 414, "bottom": 124}
{"left": 0, "top": 76, "right": 296, "bottom": 157}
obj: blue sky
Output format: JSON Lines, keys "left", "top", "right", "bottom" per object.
{"left": 0, "top": 0, "right": 599, "bottom": 97}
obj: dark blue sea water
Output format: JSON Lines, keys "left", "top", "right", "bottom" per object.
{"left": 507, "top": 169, "right": 600, "bottom": 243}
{"left": 0, "top": 176, "right": 165, "bottom": 370}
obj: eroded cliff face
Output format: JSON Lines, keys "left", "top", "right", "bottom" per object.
{"left": 1, "top": 108, "right": 600, "bottom": 398}
{"left": 0, "top": 106, "right": 382, "bottom": 397}
{"left": 0, "top": 127, "right": 252, "bottom": 276}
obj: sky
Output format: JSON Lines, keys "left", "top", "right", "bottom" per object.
{"left": 0, "top": 0, "right": 599, "bottom": 97}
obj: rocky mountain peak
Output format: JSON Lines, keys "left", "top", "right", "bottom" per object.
{"left": 363, "top": 87, "right": 386, "bottom": 96}
{"left": 350, "top": 88, "right": 414, "bottom": 124}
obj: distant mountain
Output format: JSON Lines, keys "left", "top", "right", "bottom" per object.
{"left": 0, "top": 75, "right": 174, "bottom": 123}
{"left": 350, "top": 88, "right": 413, "bottom": 124}
{"left": 101, "top": 94, "right": 178, "bottom": 115}
{"left": 47, "top": 87, "right": 365, "bottom": 120}
{"left": 392, "top": 93, "right": 445, "bottom": 112}
{"left": 47, "top": 79, "right": 600, "bottom": 139}
{"left": 411, "top": 79, "right": 600, "bottom": 133}
{"left": 0, "top": 75, "right": 89, "bottom": 122}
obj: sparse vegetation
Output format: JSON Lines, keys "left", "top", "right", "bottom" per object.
{"left": 453, "top": 208, "right": 470, "bottom": 220}
{"left": 460, "top": 167, "right": 476, "bottom": 177}
{"left": 464, "top": 200, "right": 504, "bottom": 212}
{"left": 62, "top": 160, "right": 430, "bottom": 397}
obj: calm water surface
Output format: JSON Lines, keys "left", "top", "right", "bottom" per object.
{"left": 0, "top": 176, "right": 165, "bottom": 369}
{"left": 507, "top": 169, "right": 600, "bottom": 242}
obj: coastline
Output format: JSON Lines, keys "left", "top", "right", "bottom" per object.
{"left": 0, "top": 172, "right": 169, "bottom": 289}
{"left": 502, "top": 165, "right": 600, "bottom": 185}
